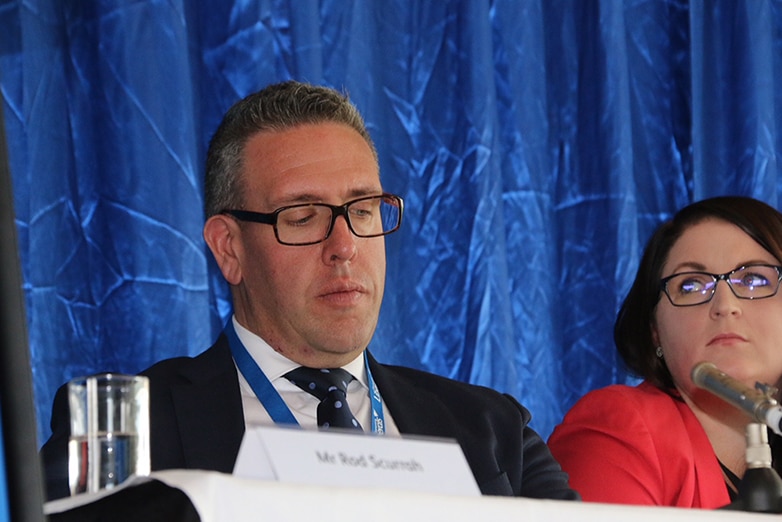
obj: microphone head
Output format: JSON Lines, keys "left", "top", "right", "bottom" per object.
{"left": 691, "top": 361, "right": 717, "bottom": 388}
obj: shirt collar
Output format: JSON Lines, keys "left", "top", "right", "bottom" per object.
{"left": 231, "top": 316, "right": 368, "bottom": 390}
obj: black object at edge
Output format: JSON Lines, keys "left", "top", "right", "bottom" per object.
{"left": 0, "top": 88, "right": 48, "bottom": 519}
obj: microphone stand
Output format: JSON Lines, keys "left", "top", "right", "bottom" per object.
{"left": 722, "top": 423, "right": 782, "bottom": 513}
{"left": 691, "top": 362, "right": 782, "bottom": 512}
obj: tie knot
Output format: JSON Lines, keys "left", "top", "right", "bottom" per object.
{"left": 285, "top": 367, "right": 354, "bottom": 401}
{"left": 285, "top": 367, "right": 362, "bottom": 430}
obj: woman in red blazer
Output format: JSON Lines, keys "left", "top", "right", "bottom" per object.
{"left": 549, "top": 196, "right": 782, "bottom": 508}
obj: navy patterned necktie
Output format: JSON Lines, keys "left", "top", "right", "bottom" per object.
{"left": 285, "top": 367, "right": 363, "bottom": 431}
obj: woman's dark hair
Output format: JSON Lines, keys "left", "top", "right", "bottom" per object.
{"left": 614, "top": 196, "right": 782, "bottom": 389}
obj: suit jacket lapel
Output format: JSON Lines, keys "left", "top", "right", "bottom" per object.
{"left": 366, "top": 351, "right": 456, "bottom": 437}
{"left": 170, "top": 336, "right": 245, "bottom": 472}
{"left": 366, "top": 351, "right": 515, "bottom": 496}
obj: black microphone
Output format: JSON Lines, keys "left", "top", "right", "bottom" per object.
{"left": 691, "top": 361, "right": 782, "bottom": 436}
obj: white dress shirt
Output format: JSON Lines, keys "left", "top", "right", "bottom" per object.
{"left": 232, "top": 317, "right": 399, "bottom": 435}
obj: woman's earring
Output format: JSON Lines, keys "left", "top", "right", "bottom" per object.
{"left": 656, "top": 346, "right": 664, "bottom": 359}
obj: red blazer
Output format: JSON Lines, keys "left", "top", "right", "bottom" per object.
{"left": 548, "top": 381, "right": 730, "bottom": 508}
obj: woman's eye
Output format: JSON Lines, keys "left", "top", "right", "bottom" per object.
{"left": 738, "top": 273, "right": 770, "bottom": 287}
{"left": 678, "top": 278, "right": 707, "bottom": 295}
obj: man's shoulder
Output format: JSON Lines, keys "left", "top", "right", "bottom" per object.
{"left": 377, "top": 362, "right": 493, "bottom": 392}
{"left": 373, "top": 360, "right": 524, "bottom": 413}
{"left": 140, "top": 335, "right": 233, "bottom": 383}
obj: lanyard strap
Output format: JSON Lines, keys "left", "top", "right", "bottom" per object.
{"left": 225, "top": 321, "right": 386, "bottom": 434}
{"left": 226, "top": 320, "right": 298, "bottom": 425}
{"left": 366, "top": 353, "right": 386, "bottom": 434}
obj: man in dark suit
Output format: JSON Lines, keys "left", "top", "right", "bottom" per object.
{"left": 42, "top": 80, "right": 578, "bottom": 502}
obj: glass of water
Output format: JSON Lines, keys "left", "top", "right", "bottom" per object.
{"left": 67, "top": 373, "right": 150, "bottom": 495}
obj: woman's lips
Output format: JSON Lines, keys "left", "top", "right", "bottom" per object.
{"left": 707, "top": 333, "right": 747, "bottom": 346}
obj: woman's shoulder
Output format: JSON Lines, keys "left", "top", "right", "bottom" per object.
{"left": 563, "top": 380, "right": 685, "bottom": 425}
{"left": 575, "top": 380, "right": 670, "bottom": 403}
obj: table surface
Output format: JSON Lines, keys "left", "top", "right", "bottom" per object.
{"left": 44, "top": 469, "right": 782, "bottom": 522}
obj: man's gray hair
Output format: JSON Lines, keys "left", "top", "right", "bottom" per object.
{"left": 204, "top": 80, "right": 377, "bottom": 218}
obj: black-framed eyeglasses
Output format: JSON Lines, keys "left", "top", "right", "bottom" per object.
{"left": 660, "top": 264, "right": 782, "bottom": 307}
{"left": 222, "top": 193, "right": 404, "bottom": 246}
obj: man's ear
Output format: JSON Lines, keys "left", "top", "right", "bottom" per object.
{"left": 204, "top": 215, "right": 243, "bottom": 285}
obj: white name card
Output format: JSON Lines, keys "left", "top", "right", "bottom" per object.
{"left": 233, "top": 425, "right": 480, "bottom": 496}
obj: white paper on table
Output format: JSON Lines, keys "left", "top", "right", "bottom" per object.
{"left": 233, "top": 424, "right": 480, "bottom": 496}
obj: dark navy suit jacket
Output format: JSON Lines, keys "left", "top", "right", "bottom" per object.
{"left": 42, "top": 335, "right": 578, "bottom": 501}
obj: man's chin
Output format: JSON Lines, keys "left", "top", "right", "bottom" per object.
{"left": 322, "top": 337, "right": 371, "bottom": 355}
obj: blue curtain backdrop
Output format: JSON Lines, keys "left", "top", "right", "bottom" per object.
{"left": 2, "top": 0, "right": 782, "bottom": 444}
{"left": 0, "top": 414, "right": 8, "bottom": 522}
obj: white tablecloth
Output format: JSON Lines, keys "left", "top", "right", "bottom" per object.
{"left": 45, "top": 469, "right": 780, "bottom": 522}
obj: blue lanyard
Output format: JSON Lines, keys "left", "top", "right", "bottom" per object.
{"left": 225, "top": 320, "right": 386, "bottom": 434}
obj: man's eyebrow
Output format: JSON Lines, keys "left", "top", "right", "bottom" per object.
{"left": 347, "top": 186, "right": 384, "bottom": 198}
{"left": 273, "top": 187, "right": 384, "bottom": 206}
{"left": 276, "top": 193, "right": 321, "bottom": 204}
